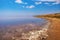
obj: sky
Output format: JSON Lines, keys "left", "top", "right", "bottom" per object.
{"left": 0, "top": 0, "right": 60, "bottom": 18}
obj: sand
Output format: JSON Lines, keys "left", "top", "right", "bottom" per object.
{"left": 43, "top": 18, "right": 60, "bottom": 40}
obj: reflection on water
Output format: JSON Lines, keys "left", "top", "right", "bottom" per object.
{"left": 0, "top": 17, "right": 47, "bottom": 27}
{"left": 0, "top": 17, "right": 49, "bottom": 40}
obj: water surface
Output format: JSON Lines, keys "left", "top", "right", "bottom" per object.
{"left": 0, "top": 17, "right": 49, "bottom": 40}
{"left": 0, "top": 17, "right": 48, "bottom": 27}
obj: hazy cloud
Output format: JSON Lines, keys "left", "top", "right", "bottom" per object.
{"left": 34, "top": 0, "right": 60, "bottom": 4}
{"left": 26, "top": 5, "right": 35, "bottom": 8}
{"left": 15, "top": 0, "right": 60, "bottom": 8}
{"left": 33, "top": 0, "right": 54, "bottom": 1}
{"left": 15, "top": 0, "right": 28, "bottom": 5}
{"left": 15, "top": 0, "right": 23, "bottom": 4}
{"left": 35, "top": 2, "right": 42, "bottom": 5}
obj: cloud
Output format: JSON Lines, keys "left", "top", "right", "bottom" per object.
{"left": 15, "top": 0, "right": 28, "bottom": 5}
{"left": 43, "top": 0, "right": 60, "bottom": 4}
{"left": 26, "top": 5, "right": 35, "bottom": 8}
{"left": 35, "top": 2, "right": 42, "bottom": 5}
{"left": 40, "top": 0, "right": 56, "bottom": 2}
{"left": 15, "top": 0, "right": 23, "bottom": 4}
{"left": 34, "top": 0, "right": 60, "bottom": 4}
{"left": 44, "top": 2, "right": 49, "bottom": 4}
{"left": 34, "top": 0, "right": 60, "bottom": 6}
{"left": 33, "top": 0, "right": 55, "bottom": 1}
{"left": 15, "top": 0, "right": 60, "bottom": 8}
{"left": 52, "top": 0, "right": 60, "bottom": 5}
{"left": 52, "top": 2, "right": 59, "bottom": 5}
{"left": 43, "top": 2, "right": 53, "bottom": 6}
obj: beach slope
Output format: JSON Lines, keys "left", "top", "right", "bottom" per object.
{"left": 35, "top": 13, "right": 60, "bottom": 40}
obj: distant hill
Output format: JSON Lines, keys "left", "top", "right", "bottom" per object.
{"left": 35, "top": 13, "right": 60, "bottom": 18}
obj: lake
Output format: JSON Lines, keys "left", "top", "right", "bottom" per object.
{"left": 0, "top": 17, "right": 48, "bottom": 27}
{"left": 0, "top": 17, "right": 49, "bottom": 40}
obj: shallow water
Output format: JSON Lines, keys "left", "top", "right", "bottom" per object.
{"left": 0, "top": 17, "right": 48, "bottom": 27}
{"left": 0, "top": 17, "right": 49, "bottom": 40}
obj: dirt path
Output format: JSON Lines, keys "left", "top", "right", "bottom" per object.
{"left": 44, "top": 18, "right": 60, "bottom": 40}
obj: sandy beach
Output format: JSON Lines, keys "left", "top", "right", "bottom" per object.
{"left": 43, "top": 18, "right": 60, "bottom": 40}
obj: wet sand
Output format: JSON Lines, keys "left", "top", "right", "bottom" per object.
{"left": 43, "top": 17, "right": 60, "bottom": 40}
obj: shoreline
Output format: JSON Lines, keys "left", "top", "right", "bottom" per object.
{"left": 40, "top": 17, "right": 60, "bottom": 40}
